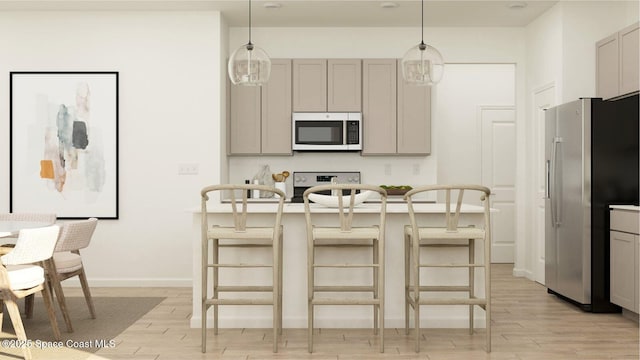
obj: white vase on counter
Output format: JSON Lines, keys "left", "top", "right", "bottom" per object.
{"left": 274, "top": 182, "right": 286, "bottom": 198}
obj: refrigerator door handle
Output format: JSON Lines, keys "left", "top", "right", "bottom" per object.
{"left": 552, "top": 137, "right": 563, "bottom": 226}
{"left": 550, "top": 142, "right": 556, "bottom": 227}
{"left": 545, "top": 160, "right": 551, "bottom": 199}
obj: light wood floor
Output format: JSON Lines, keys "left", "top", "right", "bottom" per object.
{"left": 2, "top": 264, "right": 639, "bottom": 359}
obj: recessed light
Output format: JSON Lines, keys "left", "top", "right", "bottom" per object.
{"left": 507, "top": 2, "right": 528, "bottom": 10}
{"left": 380, "top": 2, "right": 399, "bottom": 9}
{"left": 264, "top": 2, "right": 281, "bottom": 9}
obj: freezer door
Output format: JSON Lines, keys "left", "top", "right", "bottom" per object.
{"left": 545, "top": 105, "right": 558, "bottom": 291}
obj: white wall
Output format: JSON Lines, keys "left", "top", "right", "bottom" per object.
{"left": 523, "top": 3, "right": 564, "bottom": 279}
{"left": 436, "top": 64, "right": 516, "bottom": 185}
{"left": 0, "top": 11, "right": 224, "bottom": 286}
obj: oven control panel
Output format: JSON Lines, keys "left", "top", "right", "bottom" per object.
{"left": 293, "top": 171, "right": 361, "bottom": 187}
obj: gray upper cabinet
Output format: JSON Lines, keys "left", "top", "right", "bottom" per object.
{"left": 228, "top": 59, "right": 293, "bottom": 156}
{"left": 229, "top": 82, "right": 261, "bottom": 155}
{"left": 327, "top": 59, "right": 362, "bottom": 111}
{"left": 596, "top": 22, "right": 639, "bottom": 100}
{"left": 619, "top": 23, "right": 639, "bottom": 96}
{"left": 229, "top": 57, "right": 430, "bottom": 156}
{"left": 293, "top": 59, "right": 361, "bottom": 112}
{"left": 262, "top": 59, "right": 293, "bottom": 155}
{"left": 596, "top": 33, "right": 619, "bottom": 100}
{"left": 397, "top": 59, "right": 431, "bottom": 155}
{"left": 361, "top": 59, "right": 431, "bottom": 156}
{"left": 362, "top": 59, "right": 397, "bottom": 155}
{"left": 293, "top": 59, "right": 327, "bottom": 111}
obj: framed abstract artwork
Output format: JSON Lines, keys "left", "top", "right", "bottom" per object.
{"left": 10, "top": 72, "right": 119, "bottom": 219}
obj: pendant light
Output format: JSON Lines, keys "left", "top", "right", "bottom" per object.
{"left": 228, "top": 0, "right": 271, "bottom": 86}
{"left": 401, "top": 0, "right": 444, "bottom": 86}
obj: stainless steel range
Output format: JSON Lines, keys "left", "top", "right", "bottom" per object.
{"left": 291, "top": 171, "right": 361, "bottom": 203}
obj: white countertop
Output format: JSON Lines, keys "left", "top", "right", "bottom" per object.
{"left": 199, "top": 202, "right": 488, "bottom": 214}
{"left": 610, "top": 205, "right": 640, "bottom": 212}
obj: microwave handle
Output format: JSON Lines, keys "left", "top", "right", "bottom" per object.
{"left": 343, "top": 121, "right": 347, "bottom": 145}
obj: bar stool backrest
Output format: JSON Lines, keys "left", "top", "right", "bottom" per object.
{"left": 303, "top": 184, "right": 388, "bottom": 232}
{"left": 200, "top": 184, "right": 285, "bottom": 233}
{"left": 404, "top": 184, "right": 491, "bottom": 233}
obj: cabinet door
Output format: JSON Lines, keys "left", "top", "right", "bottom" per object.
{"left": 229, "top": 83, "right": 261, "bottom": 155}
{"left": 619, "top": 22, "right": 639, "bottom": 96}
{"left": 362, "top": 59, "right": 397, "bottom": 155}
{"left": 328, "top": 59, "right": 362, "bottom": 111}
{"left": 397, "top": 59, "right": 431, "bottom": 155}
{"left": 262, "top": 59, "right": 292, "bottom": 155}
{"left": 610, "top": 230, "right": 636, "bottom": 310}
{"left": 596, "top": 33, "right": 619, "bottom": 100}
{"left": 293, "top": 59, "right": 327, "bottom": 111}
{"left": 636, "top": 235, "right": 639, "bottom": 313}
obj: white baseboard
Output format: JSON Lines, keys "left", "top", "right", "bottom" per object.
{"left": 512, "top": 267, "right": 533, "bottom": 280}
{"left": 60, "top": 278, "right": 192, "bottom": 287}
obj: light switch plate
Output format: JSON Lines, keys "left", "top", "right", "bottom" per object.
{"left": 179, "top": 163, "right": 199, "bottom": 175}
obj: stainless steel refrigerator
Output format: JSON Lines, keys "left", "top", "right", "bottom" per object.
{"left": 545, "top": 95, "right": 639, "bottom": 312}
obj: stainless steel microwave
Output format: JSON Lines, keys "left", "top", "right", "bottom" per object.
{"left": 292, "top": 112, "right": 362, "bottom": 151}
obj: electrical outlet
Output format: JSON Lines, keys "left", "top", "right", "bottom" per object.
{"left": 179, "top": 163, "right": 199, "bottom": 175}
{"left": 384, "top": 164, "right": 392, "bottom": 176}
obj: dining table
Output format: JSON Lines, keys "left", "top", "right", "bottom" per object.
{"left": 0, "top": 220, "right": 56, "bottom": 256}
{"left": 0, "top": 220, "right": 54, "bottom": 238}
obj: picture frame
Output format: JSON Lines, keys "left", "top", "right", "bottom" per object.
{"left": 10, "top": 71, "right": 119, "bottom": 219}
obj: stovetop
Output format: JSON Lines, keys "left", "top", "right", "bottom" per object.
{"left": 291, "top": 171, "right": 361, "bottom": 203}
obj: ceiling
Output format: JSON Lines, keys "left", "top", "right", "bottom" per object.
{"left": 0, "top": 0, "right": 561, "bottom": 27}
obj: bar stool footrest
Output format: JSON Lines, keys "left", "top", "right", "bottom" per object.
{"left": 311, "top": 298, "right": 382, "bottom": 305}
{"left": 205, "top": 298, "right": 274, "bottom": 306}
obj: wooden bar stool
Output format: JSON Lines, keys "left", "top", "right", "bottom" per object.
{"left": 200, "top": 184, "right": 285, "bottom": 353}
{"left": 303, "top": 184, "right": 387, "bottom": 353}
{"left": 403, "top": 184, "right": 492, "bottom": 352}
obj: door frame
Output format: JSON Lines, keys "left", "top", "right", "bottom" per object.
{"left": 532, "top": 82, "right": 556, "bottom": 284}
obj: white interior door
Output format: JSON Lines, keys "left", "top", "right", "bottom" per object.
{"left": 481, "top": 106, "right": 516, "bottom": 263}
{"left": 533, "top": 84, "right": 555, "bottom": 284}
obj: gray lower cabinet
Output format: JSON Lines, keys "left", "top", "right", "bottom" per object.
{"left": 361, "top": 59, "right": 431, "bottom": 155}
{"left": 609, "top": 208, "right": 639, "bottom": 313}
{"left": 596, "top": 22, "right": 639, "bottom": 100}
{"left": 228, "top": 59, "right": 292, "bottom": 155}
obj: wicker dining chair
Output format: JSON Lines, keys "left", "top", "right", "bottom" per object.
{"left": 0, "top": 225, "right": 61, "bottom": 360}
{"left": 45, "top": 218, "right": 98, "bottom": 333}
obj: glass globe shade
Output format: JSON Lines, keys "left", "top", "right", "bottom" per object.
{"left": 401, "top": 43, "right": 444, "bottom": 86}
{"left": 228, "top": 43, "right": 271, "bottom": 86}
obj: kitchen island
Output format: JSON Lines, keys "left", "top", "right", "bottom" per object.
{"left": 191, "top": 202, "right": 491, "bottom": 329}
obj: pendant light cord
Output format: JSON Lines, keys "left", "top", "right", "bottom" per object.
{"left": 248, "top": 0, "right": 253, "bottom": 45}
{"left": 420, "top": 0, "right": 425, "bottom": 46}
